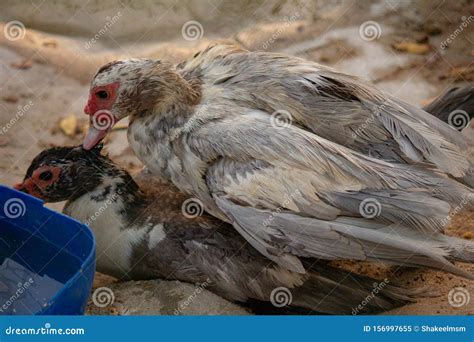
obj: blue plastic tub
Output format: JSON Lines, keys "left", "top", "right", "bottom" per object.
{"left": 0, "top": 185, "right": 95, "bottom": 315}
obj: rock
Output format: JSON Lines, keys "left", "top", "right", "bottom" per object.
{"left": 86, "top": 279, "right": 249, "bottom": 316}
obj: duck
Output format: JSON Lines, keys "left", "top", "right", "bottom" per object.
{"left": 81, "top": 44, "right": 474, "bottom": 277}
{"left": 14, "top": 144, "right": 421, "bottom": 315}
{"left": 423, "top": 85, "right": 473, "bottom": 131}
{"left": 423, "top": 85, "right": 473, "bottom": 185}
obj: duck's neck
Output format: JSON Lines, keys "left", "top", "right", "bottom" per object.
{"left": 63, "top": 170, "right": 148, "bottom": 278}
{"left": 129, "top": 67, "right": 201, "bottom": 125}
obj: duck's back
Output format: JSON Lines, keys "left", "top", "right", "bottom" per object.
{"left": 179, "top": 44, "right": 470, "bottom": 181}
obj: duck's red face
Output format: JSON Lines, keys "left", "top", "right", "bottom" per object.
{"left": 14, "top": 165, "right": 62, "bottom": 200}
{"left": 84, "top": 81, "right": 120, "bottom": 116}
{"left": 83, "top": 81, "right": 120, "bottom": 150}
{"left": 15, "top": 145, "right": 106, "bottom": 202}
{"left": 83, "top": 58, "right": 162, "bottom": 150}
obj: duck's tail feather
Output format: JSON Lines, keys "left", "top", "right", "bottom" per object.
{"left": 289, "top": 264, "right": 424, "bottom": 314}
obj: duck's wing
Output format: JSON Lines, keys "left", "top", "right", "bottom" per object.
{"left": 182, "top": 111, "right": 474, "bottom": 277}
{"left": 177, "top": 221, "right": 422, "bottom": 314}
{"left": 183, "top": 44, "right": 469, "bottom": 178}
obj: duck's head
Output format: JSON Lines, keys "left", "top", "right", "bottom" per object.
{"left": 14, "top": 144, "right": 107, "bottom": 202}
{"left": 83, "top": 58, "right": 189, "bottom": 150}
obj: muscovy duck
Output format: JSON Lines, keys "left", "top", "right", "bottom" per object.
{"left": 81, "top": 44, "right": 474, "bottom": 277}
{"left": 15, "top": 145, "right": 421, "bottom": 314}
{"left": 423, "top": 85, "right": 473, "bottom": 131}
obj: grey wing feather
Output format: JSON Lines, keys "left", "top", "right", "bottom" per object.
{"left": 195, "top": 115, "right": 472, "bottom": 234}
{"left": 184, "top": 44, "right": 470, "bottom": 177}
{"left": 215, "top": 197, "right": 474, "bottom": 279}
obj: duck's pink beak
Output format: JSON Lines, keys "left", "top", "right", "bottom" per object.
{"left": 83, "top": 109, "right": 116, "bottom": 150}
{"left": 83, "top": 125, "right": 109, "bottom": 150}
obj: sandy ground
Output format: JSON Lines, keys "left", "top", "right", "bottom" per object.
{"left": 0, "top": 0, "right": 472, "bottom": 315}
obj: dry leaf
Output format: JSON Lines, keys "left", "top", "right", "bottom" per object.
{"left": 450, "top": 66, "right": 474, "bottom": 81}
{"left": 2, "top": 95, "right": 18, "bottom": 103}
{"left": 10, "top": 59, "right": 33, "bottom": 70}
{"left": 112, "top": 122, "right": 128, "bottom": 131}
{"left": 59, "top": 115, "right": 78, "bottom": 137}
{"left": 42, "top": 39, "right": 57, "bottom": 48}
{"left": 0, "top": 136, "right": 9, "bottom": 147}
{"left": 392, "top": 41, "right": 430, "bottom": 55}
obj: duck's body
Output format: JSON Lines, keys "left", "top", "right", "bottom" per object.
{"left": 83, "top": 44, "right": 474, "bottom": 278}
{"left": 17, "top": 146, "right": 419, "bottom": 314}
{"left": 423, "top": 85, "right": 473, "bottom": 131}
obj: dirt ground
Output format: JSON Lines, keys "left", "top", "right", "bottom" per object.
{"left": 0, "top": 0, "right": 472, "bottom": 315}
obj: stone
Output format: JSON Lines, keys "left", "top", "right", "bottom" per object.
{"left": 86, "top": 279, "right": 249, "bottom": 316}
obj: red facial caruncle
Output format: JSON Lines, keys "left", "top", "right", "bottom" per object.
{"left": 84, "top": 81, "right": 120, "bottom": 115}
{"left": 13, "top": 165, "right": 62, "bottom": 199}
{"left": 83, "top": 81, "right": 120, "bottom": 150}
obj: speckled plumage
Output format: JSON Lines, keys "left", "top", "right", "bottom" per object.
{"left": 85, "top": 44, "right": 474, "bottom": 279}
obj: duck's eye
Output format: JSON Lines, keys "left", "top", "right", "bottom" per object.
{"left": 96, "top": 90, "right": 108, "bottom": 99}
{"left": 39, "top": 170, "right": 53, "bottom": 181}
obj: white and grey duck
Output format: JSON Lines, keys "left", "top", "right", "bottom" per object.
{"left": 81, "top": 44, "right": 474, "bottom": 278}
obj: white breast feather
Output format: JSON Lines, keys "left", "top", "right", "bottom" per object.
{"left": 147, "top": 224, "right": 166, "bottom": 250}
{"left": 64, "top": 183, "right": 147, "bottom": 278}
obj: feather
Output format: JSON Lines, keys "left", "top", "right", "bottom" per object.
{"left": 215, "top": 197, "right": 474, "bottom": 279}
